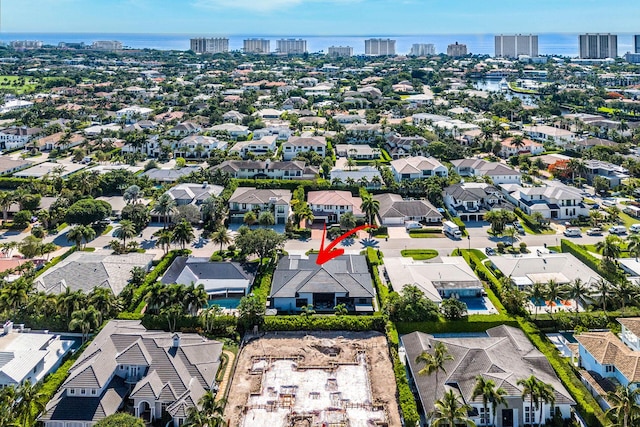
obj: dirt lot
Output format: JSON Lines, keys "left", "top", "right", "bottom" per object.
{"left": 224, "top": 331, "right": 401, "bottom": 427}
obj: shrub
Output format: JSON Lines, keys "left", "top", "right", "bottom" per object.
{"left": 497, "top": 242, "right": 505, "bottom": 253}
{"left": 262, "top": 315, "right": 386, "bottom": 332}
{"left": 440, "top": 298, "right": 468, "bottom": 320}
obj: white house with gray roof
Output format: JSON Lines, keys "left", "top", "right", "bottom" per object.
{"left": 501, "top": 182, "right": 588, "bottom": 220}
{"left": 451, "top": 158, "right": 521, "bottom": 185}
{"left": 34, "top": 252, "right": 154, "bottom": 296}
{"left": 39, "top": 320, "right": 223, "bottom": 427}
{"left": 228, "top": 187, "right": 292, "bottom": 225}
{"left": 373, "top": 193, "right": 442, "bottom": 225}
{"left": 402, "top": 326, "right": 575, "bottom": 427}
{"left": 281, "top": 136, "right": 327, "bottom": 160}
{"left": 390, "top": 156, "right": 447, "bottom": 181}
{"left": 270, "top": 254, "right": 374, "bottom": 313}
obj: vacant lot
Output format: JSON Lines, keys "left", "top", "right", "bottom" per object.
{"left": 225, "top": 331, "right": 400, "bottom": 427}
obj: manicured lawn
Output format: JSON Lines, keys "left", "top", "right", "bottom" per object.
{"left": 409, "top": 230, "right": 445, "bottom": 238}
{"left": 0, "top": 75, "right": 55, "bottom": 94}
{"left": 618, "top": 212, "right": 640, "bottom": 229}
{"left": 401, "top": 249, "right": 439, "bottom": 260}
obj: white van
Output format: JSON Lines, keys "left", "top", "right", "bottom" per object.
{"left": 405, "top": 221, "right": 422, "bottom": 230}
{"left": 630, "top": 224, "right": 640, "bottom": 233}
{"left": 563, "top": 227, "right": 582, "bottom": 237}
{"left": 609, "top": 225, "right": 627, "bottom": 235}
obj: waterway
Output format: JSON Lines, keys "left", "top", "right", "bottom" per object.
{"left": 472, "top": 79, "right": 539, "bottom": 107}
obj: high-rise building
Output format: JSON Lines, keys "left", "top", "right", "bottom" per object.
{"left": 365, "top": 38, "right": 396, "bottom": 56}
{"left": 327, "top": 46, "right": 353, "bottom": 57}
{"left": 243, "top": 38, "right": 270, "bottom": 54}
{"left": 9, "top": 40, "right": 43, "bottom": 50}
{"left": 494, "top": 34, "right": 538, "bottom": 58}
{"left": 190, "top": 38, "right": 229, "bottom": 54}
{"left": 634, "top": 35, "right": 640, "bottom": 54}
{"left": 91, "top": 40, "right": 123, "bottom": 51}
{"left": 447, "top": 42, "right": 468, "bottom": 57}
{"left": 579, "top": 34, "right": 617, "bottom": 59}
{"left": 276, "top": 39, "right": 307, "bottom": 54}
{"left": 409, "top": 43, "right": 436, "bottom": 56}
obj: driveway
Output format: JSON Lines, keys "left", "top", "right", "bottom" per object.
{"left": 387, "top": 226, "right": 410, "bottom": 239}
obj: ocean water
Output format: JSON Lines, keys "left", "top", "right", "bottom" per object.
{"left": 0, "top": 32, "right": 636, "bottom": 57}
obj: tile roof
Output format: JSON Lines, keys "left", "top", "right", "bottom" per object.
{"left": 576, "top": 331, "right": 640, "bottom": 382}
{"left": 229, "top": 187, "right": 292, "bottom": 205}
{"left": 160, "top": 257, "right": 256, "bottom": 294}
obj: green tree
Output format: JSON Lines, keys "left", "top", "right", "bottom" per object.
{"left": 113, "top": 220, "right": 137, "bottom": 247}
{"left": 596, "top": 235, "right": 622, "bottom": 262}
{"left": 339, "top": 211, "right": 356, "bottom": 230}
{"left": 234, "top": 227, "right": 286, "bottom": 268}
{"left": 627, "top": 234, "right": 640, "bottom": 260}
{"left": 121, "top": 203, "right": 151, "bottom": 232}
{"left": 565, "top": 278, "right": 590, "bottom": 317}
{"left": 258, "top": 210, "right": 275, "bottom": 226}
{"left": 171, "top": 219, "right": 196, "bottom": 250}
{"left": 65, "top": 199, "right": 111, "bottom": 225}
{"left": 415, "top": 341, "right": 453, "bottom": 387}
{"left": 517, "top": 375, "right": 542, "bottom": 427}
{"left": 18, "top": 235, "right": 43, "bottom": 259}
{"left": 360, "top": 194, "right": 380, "bottom": 227}
{"left": 153, "top": 193, "right": 177, "bottom": 229}
{"left": 16, "top": 379, "right": 46, "bottom": 427}
{"left": 334, "top": 303, "right": 348, "bottom": 316}
{"left": 243, "top": 210, "right": 257, "bottom": 226}
{"left": 384, "top": 285, "right": 439, "bottom": 322}
{"left": 211, "top": 227, "right": 232, "bottom": 253}
{"left": 238, "top": 294, "right": 265, "bottom": 331}
{"left": 471, "top": 376, "right": 508, "bottom": 427}
{"left": 69, "top": 305, "right": 100, "bottom": 342}
{"left": 439, "top": 298, "right": 468, "bottom": 320}
{"left": 156, "top": 230, "right": 173, "bottom": 255}
{"left": 606, "top": 385, "right": 640, "bottom": 427}
{"left": 429, "top": 389, "right": 476, "bottom": 427}
{"left": 526, "top": 282, "right": 546, "bottom": 319}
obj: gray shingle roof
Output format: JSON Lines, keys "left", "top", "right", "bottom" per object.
{"left": 270, "top": 254, "right": 374, "bottom": 299}
{"left": 374, "top": 193, "right": 442, "bottom": 221}
{"left": 401, "top": 325, "right": 575, "bottom": 414}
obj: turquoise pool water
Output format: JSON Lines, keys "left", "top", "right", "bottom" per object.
{"left": 530, "top": 298, "right": 566, "bottom": 307}
{"left": 208, "top": 297, "right": 242, "bottom": 309}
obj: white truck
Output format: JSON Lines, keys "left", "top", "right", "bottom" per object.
{"left": 443, "top": 220, "right": 462, "bottom": 239}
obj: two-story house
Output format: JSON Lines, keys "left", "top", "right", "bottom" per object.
{"left": 344, "top": 123, "right": 383, "bottom": 144}
{"left": 307, "top": 190, "right": 364, "bottom": 223}
{"left": 209, "top": 123, "right": 250, "bottom": 139}
{"left": 228, "top": 187, "right": 292, "bottom": 225}
{"left": 444, "top": 183, "right": 510, "bottom": 221}
{"left": 39, "top": 320, "right": 223, "bottom": 427}
{"left": 173, "top": 135, "right": 227, "bottom": 158}
{"left": 115, "top": 105, "right": 153, "bottom": 123}
{"left": 390, "top": 156, "right": 448, "bottom": 182}
{"left": 524, "top": 124, "right": 576, "bottom": 147}
{"left": 0, "top": 126, "right": 43, "bottom": 150}
{"left": 229, "top": 135, "right": 278, "bottom": 158}
{"left": 499, "top": 137, "right": 544, "bottom": 157}
{"left": 281, "top": 136, "right": 327, "bottom": 160}
{"left": 451, "top": 158, "right": 521, "bottom": 185}
{"left": 385, "top": 134, "right": 429, "bottom": 159}
{"left": 501, "top": 182, "right": 588, "bottom": 220}
{"left": 583, "top": 159, "right": 629, "bottom": 189}
{"left": 212, "top": 160, "right": 319, "bottom": 180}
{"left": 168, "top": 121, "right": 202, "bottom": 137}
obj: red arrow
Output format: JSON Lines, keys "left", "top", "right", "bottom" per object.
{"left": 316, "top": 223, "right": 376, "bottom": 265}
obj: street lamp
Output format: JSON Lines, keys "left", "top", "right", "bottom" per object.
{"left": 467, "top": 235, "right": 471, "bottom": 252}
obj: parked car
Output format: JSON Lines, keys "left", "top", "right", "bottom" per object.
{"left": 485, "top": 247, "right": 496, "bottom": 256}
{"left": 586, "top": 227, "right": 603, "bottom": 236}
{"left": 630, "top": 224, "right": 640, "bottom": 233}
{"left": 602, "top": 199, "right": 616, "bottom": 207}
{"left": 563, "top": 227, "right": 582, "bottom": 237}
{"left": 590, "top": 204, "right": 600, "bottom": 210}
{"left": 405, "top": 221, "right": 423, "bottom": 230}
{"left": 609, "top": 225, "right": 627, "bottom": 235}
{"left": 513, "top": 222, "right": 525, "bottom": 233}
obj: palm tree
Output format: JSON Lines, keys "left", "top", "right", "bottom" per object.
{"left": 16, "top": 379, "right": 46, "bottom": 427}
{"left": 429, "top": 389, "right": 476, "bottom": 427}
{"left": 211, "top": 227, "right": 232, "bottom": 254}
{"left": 592, "top": 278, "right": 612, "bottom": 312}
{"left": 199, "top": 392, "right": 226, "bottom": 426}
{"left": 153, "top": 193, "right": 177, "bottom": 229}
{"left": 536, "top": 381, "right": 555, "bottom": 427}
{"left": 518, "top": 375, "right": 541, "bottom": 427}
{"left": 565, "top": 278, "right": 590, "bottom": 316}
{"left": 510, "top": 135, "right": 526, "bottom": 150}
{"left": 416, "top": 341, "right": 453, "bottom": 387}
{"left": 243, "top": 211, "right": 257, "bottom": 226}
{"left": 67, "top": 225, "right": 86, "bottom": 249}
{"left": 526, "top": 282, "right": 545, "bottom": 319}
{"left": 172, "top": 219, "right": 195, "bottom": 250}
{"left": 596, "top": 235, "right": 622, "bottom": 262}
{"left": 300, "top": 304, "right": 316, "bottom": 317}
{"left": 471, "top": 376, "right": 507, "bottom": 427}
{"left": 545, "top": 279, "right": 565, "bottom": 315}
{"left": 88, "top": 287, "right": 120, "bottom": 323}
{"left": 113, "top": 220, "right": 136, "bottom": 248}
{"left": 606, "top": 385, "right": 640, "bottom": 427}
{"left": 69, "top": 305, "right": 100, "bottom": 342}
{"left": 614, "top": 278, "right": 638, "bottom": 313}
{"left": 628, "top": 234, "right": 640, "bottom": 260}
{"left": 0, "top": 278, "right": 32, "bottom": 313}
{"left": 184, "top": 284, "right": 208, "bottom": 316}
{"left": 360, "top": 194, "right": 380, "bottom": 230}
{"left": 156, "top": 230, "right": 173, "bottom": 255}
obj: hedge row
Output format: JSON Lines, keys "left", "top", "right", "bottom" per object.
{"left": 396, "top": 315, "right": 518, "bottom": 335}
{"left": 560, "top": 239, "right": 614, "bottom": 281}
{"left": 514, "top": 207, "right": 544, "bottom": 232}
{"left": 234, "top": 178, "right": 330, "bottom": 191}
{"left": 364, "top": 248, "right": 388, "bottom": 307}
{"left": 385, "top": 321, "right": 420, "bottom": 426}
{"left": 262, "top": 315, "right": 386, "bottom": 332}
{"left": 0, "top": 177, "right": 31, "bottom": 189}
{"left": 518, "top": 319, "right": 607, "bottom": 427}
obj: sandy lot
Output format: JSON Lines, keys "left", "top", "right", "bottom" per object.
{"left": 225, "top": 331, "right": 400, "bottom": 427}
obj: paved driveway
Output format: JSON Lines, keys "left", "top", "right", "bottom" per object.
{"left": 387, "top": 226, "right": 410, "bottom": 239}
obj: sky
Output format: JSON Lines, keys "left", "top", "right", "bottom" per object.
{"left": 3, "top": 0, "right": 640, "bottom": 35}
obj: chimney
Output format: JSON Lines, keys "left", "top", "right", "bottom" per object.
{"left": 172, "top": 333, "right": 181, "bottom": 348}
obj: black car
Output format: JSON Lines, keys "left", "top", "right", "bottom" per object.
{"left": 485, "top": 247, "right": 496, "bottom": 256}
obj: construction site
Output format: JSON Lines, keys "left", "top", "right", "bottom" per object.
{"left": 225, "top": 331, "right": 401, "bottom": 427}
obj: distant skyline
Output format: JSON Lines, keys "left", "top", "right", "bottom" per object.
{"left": 4, "top": 0, "right": 640, "bottom": 35}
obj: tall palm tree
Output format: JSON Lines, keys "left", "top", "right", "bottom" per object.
{"left": 0, "top": 278, "right": 32, "bottom": 313}
{"left": 517, "top": 375, "right": 541, "bottom": 427}
{"left": 88, "top": 287, "right": 120, "bottom": 323}
{"left": 156, "top": 230, "right": 173, "bottom": 255}
{"left": 527, "top": 282, "right": 546, "bottom": 319}
{"left": 416, "top": 341, "right": 454, "bottom": 388}
{"left": 199, "top": 392, "right": 226, "bottom": 426}
{"left": 592, "top": 278, "right": 612, "bottom": 312}
{"left": 67, "top": 225, "right": 86, "bottom": 249}
{"left": 172, "top": 219, "right": 196, "bottom": 250}
{"left": 471, "top": 376, "right": 508, "bottom": 427}
{"left": 565, "top": 278, "right": 590, "bottom": 317}
{"left": 545, "top": 279, "right": 565, "bottom": 315}
{"left": 360, "top": 194, "right": 380, "bottom": 231}
{"left": 606, "top": 385, "right": 640, "bottom": 427}
{"left": 69, "top": 305, "right": 100, "bottom": 342}
{"left": 153, "top": 193, "right": 177, "bottom": 229}
{"left": 113, "top": 220, "right": 136, "bottom": 248}
{"left": 16, "top": 379, "right": 46, "bottom": 427}
{"left": 211, "top": 227, "right": 232, "bottom": 253}
{"left": 184, "top": 284, "right": 208, "bottom": 316}
{"left": 430, "top": 389, "right": 476, "bottom": 427}
{"left": 614, "top": 278, "right": 638, "bottom": 313}
{"left": 596, "top": 235, "right": 622, "bottom": 262}
{"left": 536, "top": 381, "right": 555, "bottom": 427}
{"left": 628, "top": 234, "right": 640, "bottom": 260}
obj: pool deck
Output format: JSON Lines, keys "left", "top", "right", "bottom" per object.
{"left": 459, "top": 296, "right": 499, "bottom": 315}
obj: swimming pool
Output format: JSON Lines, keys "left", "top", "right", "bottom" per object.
{"left": 530, "top": 298, "right": 568, "bottom": 307}
{"left": 208, "top": 297, "right": 242, "bottom": 309}
{"left": 459, "top": 297, "right": 490, "bottom": 312}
